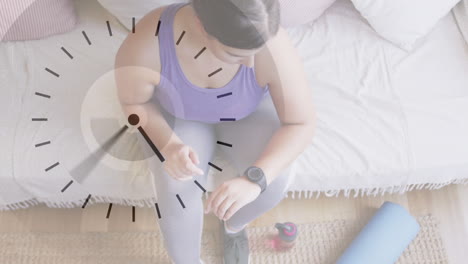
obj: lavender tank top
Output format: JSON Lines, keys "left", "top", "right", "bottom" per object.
{"left": 153, "top": 3, "right": 270, "bottom": 124}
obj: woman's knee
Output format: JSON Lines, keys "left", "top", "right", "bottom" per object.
{"left": 262, "top": 165, "right": 293, "bottom": 199}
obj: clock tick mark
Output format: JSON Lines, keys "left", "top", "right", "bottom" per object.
{"left": 106, "top": 21, "right": 113, "bottom": 36}
{"left": 194, "top": 47, "right": 206, "bottom": 59}
{"left": 155, "top": 20, "right": 161, "bottom": 36}
{"left": 32, "top": 118, "right": 48, "bottom": 122}
{"left": 217, "top": 92, "right": 232, "bottom": 99}
{"left": 45, "top": 68, "right": 59, "bottom": 77}
{"left": 35, "top": 92, "right": 51, "bottom": 99}
{"left": 216, "top": 141, "right": 232, "bottom": 147}
{"left": 132, "top": 206, "right": 136, "bottom": 222}
{"left": 45, "top": 162, "right": 60, "bottom": 172}
{"left": 208, "top": 162, "right": 223, "bottom": 172}
{"left": 208, "top": 68, "right": 222, "bottom": 77}
{"left": 82, "top": 31, "right": 91, "bottom": 45}
{"left": 132, "top": 17, "right": 136, "bottom": 33}
{"left": 155, "top": 203, "right": 162, "bottom": 219}
{"left": 61, "top": 47, "right": 73, "bottom": 59}
{"left": 35, "top": 141, "right": 51, "bottom": 148}
{"left": 176, "top": 194, "right": 185, "bottom": 209}
{"left": 176, "top": 30, "right": 185, "bottom": 45}
{"left": 82, "top": 194, "right": 92, "bottom": 209}
{"left": 106, "top": 203, "right": 113, "bottom": 219}
{"left": 220, "top": 118, "right": 236, "bottom": 122}
{"left": 194, "top": 180, "right": 206, "bottom": 193}
{"left": 61, "top": 180, "right": 73, "bottom": 193}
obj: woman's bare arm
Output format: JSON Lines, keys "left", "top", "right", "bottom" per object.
{"left": 253, "top": 27, "right": 316, "bottom": 185}
{"left": 115, "top": 8, "right": 184, "bottom": 155}
{"left": 206, "top": 27, "right": 316, "bottom": 220}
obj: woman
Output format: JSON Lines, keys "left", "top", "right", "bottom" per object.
{"left": 115, "top": 0, "right": 315, "bottom": 263}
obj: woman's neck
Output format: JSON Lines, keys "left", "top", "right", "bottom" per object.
{"left": 177, "top": 4, "right": 209, "bottom": 49}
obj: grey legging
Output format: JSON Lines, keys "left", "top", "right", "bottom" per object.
{"left": 141, "top": 94, "right": 293, "bottom": 264}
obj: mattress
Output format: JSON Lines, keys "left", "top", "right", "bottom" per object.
{"left": 1, "top": 0, "right": 467, "bottom": 209}
{"left": 287, "top": 0, "right": 468, "bottom": 198}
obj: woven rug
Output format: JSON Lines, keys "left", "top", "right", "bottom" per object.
{"left": 0, "top": 215, "right": 447, "bottom": 264}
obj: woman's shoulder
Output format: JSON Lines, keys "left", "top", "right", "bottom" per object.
{"left": 254, "top": 27, "right": 293, "bottom": 87}
{"left": 116, "top": 6, "right": 171, "bottom": 79}
{"left": 115, "top": 6, "right": 176, "bottom": 99}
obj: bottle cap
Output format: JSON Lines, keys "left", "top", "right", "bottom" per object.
{"left": 275, "top": 222, "right": 298, "bottom": 242}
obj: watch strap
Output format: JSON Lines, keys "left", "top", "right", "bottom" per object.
{"left": 244, "top": 166, "right": 267, "bottom": 193}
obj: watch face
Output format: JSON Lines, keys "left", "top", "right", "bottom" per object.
{"left": 248, "top": 167, "right": 263, "bottom": 181}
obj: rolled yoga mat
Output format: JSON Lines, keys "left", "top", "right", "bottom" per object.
{"left": 336, "top": 201, "right": 420, "bottom": 264}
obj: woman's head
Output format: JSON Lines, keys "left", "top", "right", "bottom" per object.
{"left": 192, "top": 0, "right": 280, "bottom": 65}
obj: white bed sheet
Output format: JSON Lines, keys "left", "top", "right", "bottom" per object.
{"left": 1, "top": 0, "right": 467, "bottom": 209}
{"left": 287, "top": 0, "right": 468, "bottom": 197}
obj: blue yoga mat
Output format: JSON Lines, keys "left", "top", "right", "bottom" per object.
{"left": 336, "top": 201, "right": 420, "bottom": 264}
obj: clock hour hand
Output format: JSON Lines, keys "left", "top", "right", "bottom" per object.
{"left": 128, "top": 114, "right": 165, "bottom": 163}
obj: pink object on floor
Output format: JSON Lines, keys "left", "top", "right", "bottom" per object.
{"left": 0, "top": 0, "right": 77, "bottom": 42}
{"left": 271, "top": 222, "right": 298, "bottom": 251}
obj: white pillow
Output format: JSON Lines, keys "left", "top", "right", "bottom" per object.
{"left": 279, "top": 0, "right": 336, "bottom": 28}
{"left": 96, "top": 0, "right": 189, "bottom": 31}
{"left": 0, "top": 0, "right": 77, "bottom": 42}
{"left": 453, "top": 0, "right": 468, "bottom": 44}
{"left": 350, "top": 0, "right": 461, "bottom": 51}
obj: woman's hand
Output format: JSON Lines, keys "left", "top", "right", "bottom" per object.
{"left": 205, "top": 176, "right": 261, "bottom": 221}
{"left": 161, "top": 143, "right": 204, "bottom": 181}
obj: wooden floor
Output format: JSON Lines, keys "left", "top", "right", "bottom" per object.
{"left": 1, "top": 184, "right": 467, "bottom": 263}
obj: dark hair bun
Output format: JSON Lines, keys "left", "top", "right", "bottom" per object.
{"left": 192, "top": 0, "right": 280, "bottom": 49}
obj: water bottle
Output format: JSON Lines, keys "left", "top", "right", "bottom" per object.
{"left": 272, "top": 222, "right": 298, "bottom": 251}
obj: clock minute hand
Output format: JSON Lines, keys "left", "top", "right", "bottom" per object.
{"left": 70, "top": 125, "right": 128, "bottom": 184}
{"left": 137, "top": 126, "right": 165, "bottom": 162}
{"left": 128, "top": 114, "right": 165, "bottom": 163}
{"left": 127, "top": 113, "right": 166, "bottom": 220}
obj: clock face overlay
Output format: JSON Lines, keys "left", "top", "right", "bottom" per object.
{"left": 47, "top": 25, "right": 218, "bottom": 220}
{"left": 37, "top": 23, "right": 228, "bottom": 220}
{"left": 19, "top": 4, "right": 285, "bottom": 224}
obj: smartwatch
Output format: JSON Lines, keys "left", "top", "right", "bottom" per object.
{"left": 244, "top": 166, "right": 267, "bottom": 193}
